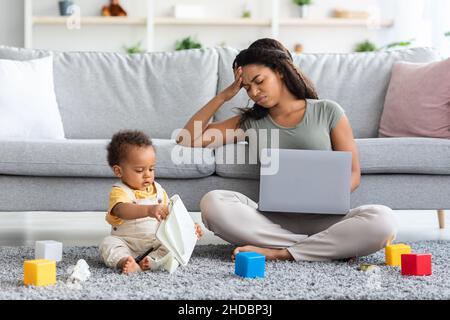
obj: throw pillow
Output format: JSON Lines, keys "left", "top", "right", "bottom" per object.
{"left": 379, "top": 58, "right": 450, "bottom": 139}
{"left": 0, "top": 55, "right": 65, "bottom": 139}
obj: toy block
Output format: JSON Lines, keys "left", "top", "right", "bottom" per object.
{"left": 359, "top": 263, "right": 379, "bottom": 273}
{"left": 235, "top": 252, "right": 265, "bottom": 278}
{"left": 385, "top": 244, "right": 411, "bottom": 266}
{"left": 35, "top": 240, "right": 63, "bottom": 262}
{"left": 401, "top": 253, "right": 432, "bottom": 276}
{"left": 23, "top": 259, "right": 56, "bottom": 286}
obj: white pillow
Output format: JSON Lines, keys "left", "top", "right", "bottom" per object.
{"left": 0, "top": 55, "right": 65, "bottom": 139}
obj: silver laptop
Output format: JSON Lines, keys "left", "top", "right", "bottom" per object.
{"left": 258, "top": 149, "right": 352, "bottom": 214}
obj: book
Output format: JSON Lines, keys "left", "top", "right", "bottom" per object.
{"left": 156, "top": 194, "right": 197, "bottom": 267}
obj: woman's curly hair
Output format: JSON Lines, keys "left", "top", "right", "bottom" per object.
{"left": 233, "top": 39, "right": 318, "bottom": 126}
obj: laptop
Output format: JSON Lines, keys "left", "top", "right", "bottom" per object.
{"left": 258, "top": 148, "right": 352, "bottom": 215}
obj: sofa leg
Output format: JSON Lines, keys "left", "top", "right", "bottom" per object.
{"left": 437, "top": 209, "right": 445, "bottom": 229}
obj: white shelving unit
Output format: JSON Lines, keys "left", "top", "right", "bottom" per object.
{"left": 279, "top": 18, "right": 394, "bottom": 27}
{"left": 32, "top": 16, "right": 147, "bottom": 25}
{"left": 153, "top": 17, "right": 271, "bottom": 26}
{"left": 24, "top": 0, "right": 394, "bottom": 51}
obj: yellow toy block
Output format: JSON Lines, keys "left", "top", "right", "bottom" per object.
{"left": 23, "top": 259, "right": 56, "bottom": 286}
{"left": 385, "top": 244, "right": 411, "bottom": 266}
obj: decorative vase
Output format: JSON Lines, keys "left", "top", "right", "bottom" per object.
{"left": 298, "top": 5, "right": 308, "bottom": 18}
{"left": 59, "top": 0, "right": 74, "bottom": 16}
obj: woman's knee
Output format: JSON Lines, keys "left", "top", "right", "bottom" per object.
{"left": 200, "top": 190, "right": 227, "bottom": 229}
{"left": 369, "top": 205, "right": 398, "bottom": 242}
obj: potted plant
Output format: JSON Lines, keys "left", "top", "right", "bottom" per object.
{"left": 354, "top": 40, "right": 377, "bottom": 52}
{"left": 378, "top": 39, "right": 413, "bottom": 51}
{"left": 58, "top": 0, "right": 74, "bottom": 16}
{"left": 242, "top": 1, "right": 251, "bottom": 18}
{"left": 292, "top": 0, "right": 313, "bottom": 18}
{"left": 175, "top": 36, "right": 202, "bottom": 51}
{"left": 124, "top": 41, "right": 144, "bottom": 54}
{"left": 354, "top": 39, "right": 414, "bottom": 52}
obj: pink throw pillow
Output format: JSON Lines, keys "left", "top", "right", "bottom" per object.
{"left": 379, "top": 58, "right": 450, "bottom": 139}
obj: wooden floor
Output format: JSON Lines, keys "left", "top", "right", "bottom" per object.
{"left": 0, "top": 210, "right": 448, "bottom": 246}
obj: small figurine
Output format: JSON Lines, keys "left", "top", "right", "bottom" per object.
{"left": 294, "top": 43, "right": 304, "bottom": 54}
{"left": 102, "top": 0, "right": 127, "bottom": 17}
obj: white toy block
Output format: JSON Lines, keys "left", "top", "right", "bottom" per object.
{"left": 35, "top": 240, "right": 63, "bottom": 262}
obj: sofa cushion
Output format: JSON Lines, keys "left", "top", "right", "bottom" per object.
{"left": 215, "top": 138, "right": 450, "bottom": 179}
{"left": 214, "top": 142, "right": 260, "bottom": 179}
{"left": 215, "top": 47, "right": 440, "bottom": 139}
{"left": 0, "top": 46, "right": 218, "bottom": 139}
{"left": 379, "top": 58, "right": 450, "bottom": 139}
{"left": 357, "top": 138, "right": 450, "bottom": 174}
{"left": 0, "top": 139, "right": 215, "bottom": 178}
{"left": 0, "top": 55, "right": 66, "bottom": 140}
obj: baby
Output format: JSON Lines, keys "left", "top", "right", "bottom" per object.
{"left": 99, "top": 130, "right": 203, "bottom": 274}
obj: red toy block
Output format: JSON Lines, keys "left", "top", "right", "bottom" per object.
{"left": 401, "top": 253, "right": 432, "bottom": 276}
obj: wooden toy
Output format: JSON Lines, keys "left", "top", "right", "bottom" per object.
{"left": 235, "top": 252, "right": 265, "bottom": 278}
{"left": 401, "top": 253, "right": 432, "bottom": 276}
{"left": 35, "top": 240, "right": 63, "bottom": 262}
{"left": 24, "top": 259, "right": 56, "bottom": 286}
{"left": 385, "top": 243, "right": 411, "bottom": 266}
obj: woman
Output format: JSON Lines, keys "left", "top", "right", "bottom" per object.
{"left": 177, "top": 39, "right": 397, "bottom": 262}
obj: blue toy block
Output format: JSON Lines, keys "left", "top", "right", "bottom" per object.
{"left": 235, "top": 252, "right": 265, "bottom": 278}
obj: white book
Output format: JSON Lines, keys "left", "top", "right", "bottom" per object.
{"left": 156, "top": 195, "right": 197, "bottom": 266}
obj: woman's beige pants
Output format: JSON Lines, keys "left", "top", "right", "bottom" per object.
{"left": 200, "top": 190, "right": 398, "bottom": 261}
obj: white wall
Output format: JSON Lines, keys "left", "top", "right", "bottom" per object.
{"left": 0, "top": 0, "right": 24, "bottom": 47}
{"left": 1, "top": 0, "right": 440, "bottom": 54}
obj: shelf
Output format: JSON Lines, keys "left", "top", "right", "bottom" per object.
{"left": 154, "top": 17, "right": 271, "bottom": 26}
{"left": 280, "top": 18, "right": 394, "bottom": 28}
{"left": 31, "top": 16, "right": 393, "bottom": 28}
{"left": 24, "top": 0, "right": 395, "bottom": 51}
{"left": 32, "top": 16, "right": 147, "bottom": 25}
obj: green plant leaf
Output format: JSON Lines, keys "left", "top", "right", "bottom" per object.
{"left": 175, "top": 36, "right": 202, "bottom": 51}
{"left": 445, "top": 31, "right": 450, "bottom": 37}
{"left": 292, "top": 0, "right": 312, "bottom": 6}
{"left": 378, "top": 38, "right": 414, "bottom": 51}
{"left": 124, "top": 41, "right": 144, "bottom": 54}
{"left": 242, "top": 10, "right": 251, "bottom": 18}
{"left": 354, "top": 40, "right": 377, "bottom": 52}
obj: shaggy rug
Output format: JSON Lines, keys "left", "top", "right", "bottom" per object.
{"left": 1, "top": 241, "right": 449, "bottom": 300}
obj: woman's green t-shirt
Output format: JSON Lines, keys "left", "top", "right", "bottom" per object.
{"left": 239, "top": 99, "right": 345, "bottom": 152}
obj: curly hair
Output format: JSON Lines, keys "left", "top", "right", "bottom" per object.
{"left": 233, "top": 39, "right": 318, "bottom": 126}
{"left": 107, "top": 130, "right": 153, "bottom": 167}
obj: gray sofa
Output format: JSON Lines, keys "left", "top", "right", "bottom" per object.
{"left": 0, "top": 46, "right": 448, "bottom": 220}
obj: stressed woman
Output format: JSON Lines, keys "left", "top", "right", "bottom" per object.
{"left": 176, "top": 39, "right": 397, "bottom": 262}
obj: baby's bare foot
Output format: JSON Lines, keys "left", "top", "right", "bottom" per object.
{"left": 121, "top": 256, "right": 142, "bottom": 274}
{"left": 138, "top": 256, "right": 152, "bottom": 271}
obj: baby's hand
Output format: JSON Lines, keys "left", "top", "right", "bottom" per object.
{"left": 194, "top": 223, "right": 204, "bottom": 239}
{"left": 147, "top": 204, "right": 168, "bottom": 221}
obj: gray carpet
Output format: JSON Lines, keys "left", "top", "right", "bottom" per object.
{"left": 1, "top": 241, "right": 449, "bottom": 300}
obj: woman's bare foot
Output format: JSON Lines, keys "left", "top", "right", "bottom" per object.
{"left": 119, "top": 256, "right": 142, "bottom": 274}
{"left": 138, "top": 256, "right": 152, "bottom": 271}
{"left": 231, "top": 245, "right": 293, "bottom": 262}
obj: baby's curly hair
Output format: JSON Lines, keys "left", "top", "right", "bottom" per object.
{"left": 107, "top": 130, "right": 153, "bottom": 167}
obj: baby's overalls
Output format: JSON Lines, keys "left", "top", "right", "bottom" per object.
{"left": 99, "top": 182, "right": 172, "bottom": 270}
